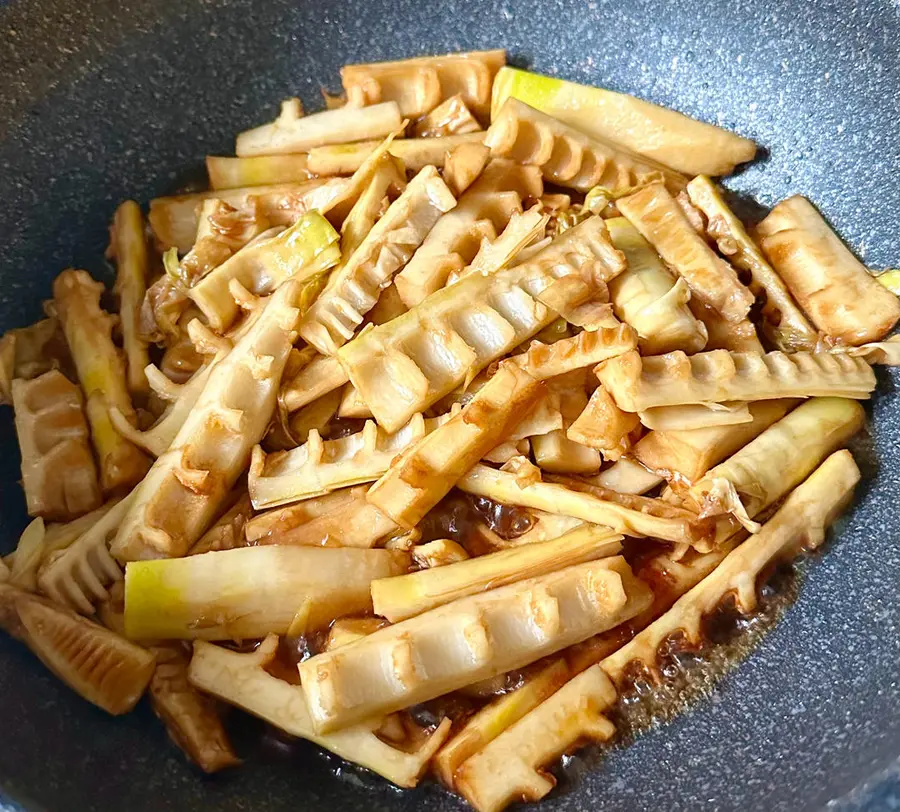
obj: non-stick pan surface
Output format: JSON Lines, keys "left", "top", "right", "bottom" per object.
{"left": 0, "top": 0, "right": 897, "bottom": 809}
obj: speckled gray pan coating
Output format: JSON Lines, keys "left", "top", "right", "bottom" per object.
{"left": 0, "top": 0, "right": 897, "bottom": 810}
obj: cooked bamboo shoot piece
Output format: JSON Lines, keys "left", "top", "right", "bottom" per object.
{"left": 236, "top": 99, "right": 403, "bottom": 157}
{"left": 250, "top": 410, "right": 455, "bottom": 509}
{"left": 567, "top": 384, "right": 640, "bottom": 461}
{"left": 485, "top": 99, "right": 686, "bottom": 195}
{"left": 597, "top": 349, "right": 876, "bottom": 412}
{"left": 12, "top": 371, "right": 101, "bottom": 521}
{"left": 112, "top": 281, "right": 305, "bottom": 561}
{"left": 111, "top": 201, "right": 152, "bottom": 394}
{"left": 124, "top": 545, "right": 407, "bottom": 641}
{"left": 601, "top": 449, "right": 860, "bottom": 685}
{"left": 686, "top": 176, "right": 819, "bottom": 351}
{"left": 588, "top": 458, "right": 664, "bottom": 495}
{"left": 443, "top": 140, "right": 492, "bottom": 197}
{"left": 833, "top": 335, "right": 900, "bottom": 366}
{"left": 457, "top": 463, "right": 708, "bottom": 545}
{"left": 454, "top": 664, "right": 618, "bottom": 812}
{"left": 491, "top": 67, "right": 757, "bottom": 177}
{"left": 206, "top": 154, "right": 315, "bottom": 190}
{"left": 188, "top": 636, "right": 451, "bottom": 787}
{"left": 394, "top": 160, "right": 543, "bottom": 306}
{"left": 324, "top": 618, "right": 389, "bottom": 651}
{"left": 685, "top": 397, "right": 864, "bottom": 525}
{"left": 308, "top": 132, "right": 486, "bottom": 176}
{"left": 150, "top": 643, "right": 239, "bottom": 773}
{"left": 754, "top": 195, "right": 900, "bottom": 345}
{"left": 0, "top": 583, "right": 155, "bottom": 715}
{"left": 338, "top": 217, "right": 623, "bottom": 432}
{"left": 410, "top": 539, "right": 470, "bottom": 569}
{"left": 188, "top": 211, "right": 340, "bottom": 331}
{"left": 690, "top": 300, "right": 763, "bottom": 354}
{"left": 530, "top": 378, "right": 601, "bottom": 474}
{"left": 367, "top": 362, "right": 544, "bottom": 523}
{"left": 638, "top": 402, "right": 752, "bottom": 431}
{"left": 434, "top": 658, "right": 571, "bottom": 790}
{"left": 604, "top": 217, "right": 707, "bottom": 354}
{"left": 336, "top": 383, "right": 372, "bottom": 419}
{"left": 0, "top": 318, "right": 70, "bottom": 405}
{"left": 617, "top": 183, "right": 754, "bottom": 323}
{"left": 299, "top": 166, "right": 457, "bottom": 354}
{"left": 187, "top": 492, "right": 253, "bottom": 555}
{"left": 53, "top": 270, "right": 150, "bottom": 493}
{"left": 341, "top": 49, "right": 505, "bottom": 119}
{"left": 414, "top": 94, "right": 482, "bottom": 137}
{"left": 512, "top": 323, "right": 637, "bottom": 380}
{"left": 297, "top": 556, "right": 650, "bottom": 732}
{"left": 632, "top": 399, "right": 795, "bottom": 483}
{"left": 281, "top": 353, "right": 350, "bottom": 413}
{"left": 372, "top": 525, "right": 622, "bottom": 622}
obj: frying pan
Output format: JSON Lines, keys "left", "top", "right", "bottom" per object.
{"left": 0, "top": 0, "right": 898, "bottom": 809}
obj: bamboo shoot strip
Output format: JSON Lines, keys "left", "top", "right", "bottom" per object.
{"left": 372, "top": 525, "right": 622, "bottom": 622}
{"left": 188, "top": 211, "right": 341, "bottom": 332}
{"left": 236, "top": 100, "right": 403, "bottom": 157}
{"left": 124, "top": 545, "right": 408, "bottom": 641}
{"left": 754, "top": 195, "right": 900, "bottom": 345}
{"left": 188, "top": 636, "right": 452, "bottom": 788}
{"left": 686, "top": 176, "right": 819, "bottom": 352}
{"left": 53, "top": 270, "right": 150, "bottom": 493}
{"left": 512, "top": 323, "right": 637, "bottom": 380}
{"left": 367, "top": 363, "right": 545, "bottom": 527}
{"left": 297, "top": 556, "right": 650, "bottom": 733}
{"left": 341, "top": 49, "right": 505, "bottom": 119}
{"left": 637, "top": 402, "right": 752, "bottom": 432}
{"left": 597, "top": 349, "right": 875, "bottom": 412}
{"left": 298, "top": 166, "right": 457, "bottom": 355}
{"left": 338, "top": 216, "right": 622, "bottom": 433}
{"left": 111, "top": 280, "right": 306, "bottom": 562}
{"left": 457, "top": 463, "right": 709, "bottom": 545}
{"left": 485, "top": 98, "right": 686, "bottom": 196}
{"left": 281, "top": 353, "right": 350, "bottom": 413}
{"left": 206, "top": 154, "right": 315, "bottom": 190}
{"left": 617, "top": 183, "right": 755, "bottom": 323}
{"left": 601, "top": 449, "right": 860, "bottom": 686}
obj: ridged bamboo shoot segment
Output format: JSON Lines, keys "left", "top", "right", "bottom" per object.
{"left": 512, "top": 323, "right": 637, "bottom": 380}
{"left": 372, "top": 525, "right": 622, "bottom": 622}
{"left": 454, "top": 663, "right": 618, "bottom": 812}
{"left": 371, "top": 367, "right": 543, "bottom": 529}
{"left": 414, "top": 94, "right": 482, "bottom": 137}
{"left": 308, "top": 132, "right": 486, "bottom": 176}
{"left": 755, "top": 195, "right": 900, "bottom": 345}
{"left": 686, "top": 176, "right": 819, "bottom": 351}
{"left": 149, "top": 643, "right": 239, "bottom": 773}
{"left": 236, "top": 100, "right": 403, "bottom": 157}
{"left": 0, "top": 318, "right": 70, "bottom": 406}
{"left": 0, "top": 583, "right": 155, "bottom": 715}
{"left": 12, "top": 371, "right": 101, "bottom": 521}
{"left": 110, "top": 201, "right": 151, "bottom": 394}
{"left": 485, "top": 98, "right": 686, "bottom": 195}
{"left": 637, "top": 402, "right": 752, "bottom": 432}
{"left": 37, "top": 491, "right": 135, "bottom": 615}
{"left": 206, "top": 154, "right": 315, "bottom": 190}
{"left": 189, "top": 211, "right": 340, "bottom": 331}
{"left": 298, "top": 556, "right": 650, "bottom": 733}
{"left": 124, "top": 545, "right": 407, "bottom": 641}
{"left": 149, "top": 180, "right": 345, "bottom": 253}
{"left": 601, "top": 450, "right": 860, "bottom": 685}
{"left": 685, "top": 397, "right": 864, "bottom": 525}
{"left": 597, "top": 349, "right": 876, "bottom": 412}
{"left": 112, "top": 281, "right": 304, "bottom": 562}
{"left": 299, "top": 167, "right": 457, "bottom": 354}
{"left": 246, "top": 485, "right": 399, "bottom": 549}
{"left": 341, "top": 49, "right": 505, "bottom": 119}
{"left": 281, "top": 353, "right": 350, "bottom": 413}
{"left": 250, "top": 410, "right": 456, "bottom": 509}
{"left": 632, "top": 399, "right": 795, "bottom": 484}
{"left": 567, "top": 384, "right": 640, "bottom": 461}
{"left": 490, "top": 66, "right": 757, "bottom": 177}
{"left": 617, "top": 183, "right": 754, "bottom": 323}
{"left": 53, "top": 270, "right": 150, "bottom": 493}
{"left": 457, "top": 463, "right": 707, "bottom": 545}
{"left": 339, "top": 217, "right": 622, "bottom": 433}
{"left": 188, "top": 636, "right": 451, "bottom": 787}
{"left": 395, "top": 160, "right": 543, "bottom": 306}
{"left": 434, "top": 658, "right": 571, "bottom": 790}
